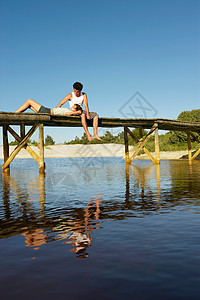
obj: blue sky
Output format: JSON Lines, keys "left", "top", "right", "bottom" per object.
{"left": 0, "top": 0, "right": 200, "bottom": 143}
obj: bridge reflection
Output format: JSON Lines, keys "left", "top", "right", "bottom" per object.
{"left": 1, "top": 160, "right": 200, "bottom": 258}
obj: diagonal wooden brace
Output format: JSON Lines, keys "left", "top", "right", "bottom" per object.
{"left": 127, "top": 126, "right": 158, "bottom": 164}
{"left": 7, "top": 125, "right": 40, "bottom": 164}
{"left": 188, "top": 132, "right": 200, "bottom": 161}
{"left": 2, "top": 124, "right": 39, "bottom": 171}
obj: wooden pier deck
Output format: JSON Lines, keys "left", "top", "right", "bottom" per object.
{"left": 1, "top": 112, "right": 200, "bottom": 172}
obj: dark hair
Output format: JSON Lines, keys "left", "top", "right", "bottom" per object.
{"left": 73, "top": 82, "right": 83, "bottom": 91}
{"left": 74, "top": 104, "right": 82, "bottom": 111}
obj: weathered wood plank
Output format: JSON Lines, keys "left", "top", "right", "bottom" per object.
{"left": 1, "top": 112, "right": 200, "bottom": 132}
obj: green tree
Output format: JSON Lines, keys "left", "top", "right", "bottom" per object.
{"left": 170, "top": 109, "right": 200, "bottom": 143}
{"left": 45, "top": 135, "right": 55, "bottom": 145}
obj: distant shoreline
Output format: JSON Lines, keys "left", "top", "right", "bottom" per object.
{"left": 0, "top": 144, "right": 199, "bottom": 160}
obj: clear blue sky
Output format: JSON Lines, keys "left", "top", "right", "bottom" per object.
{"left": 0, "top": 0, "right": 200, "bottom": 143}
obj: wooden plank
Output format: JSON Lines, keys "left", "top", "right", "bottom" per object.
{"left": 1, "top": 113, "right": 200, "bottom": 132}
{"left": 7, "top": 126, "right": 40, "bottom": 164}
{"left": 3, "top": 125, "right": 10, "bottom": 172}
{"left": 38, "top": 124, "right": 45, "bottom": 173}
{"left": 2, "top": 124, "right": 39, "bottom": 171}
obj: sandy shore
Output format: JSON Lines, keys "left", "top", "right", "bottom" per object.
{"left": 0, "top": 144, "right": 198, "bottom": 160}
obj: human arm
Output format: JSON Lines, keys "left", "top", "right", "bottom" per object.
{"left": 65, "top": 110, "right": 82, "bottom": 116}
{"left": 83, "top": 93, "right": 91, "bottom": 120}
{"left": 56, "top": 93, "right": 72, "bottom": 108}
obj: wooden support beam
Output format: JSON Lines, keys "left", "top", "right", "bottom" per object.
{"left": 154, "top": 125, "right": 160, "bottom": 164}
{"left": 3, "top": 125, "right": 10, "bottom": 173}
{"left": 2, "top": 124, "right": 39, "bottom": 171}
{"left": 188, "top": 132, "right": 200, "bottom": 161}
{"left": 126, "top": 125, "right": 158, "bottom": 164}
{"left": 38, "top": 124, "right": 45, "bottom": 173}
{"left": 187, "top": 132, "right": 192, "bottom": 161}
{"left": 143, "top": 148, "right": 157, "bottom": 164}
{"left": 124, "top": 126, "right": 129, "bottom": 161}
{"left": 139, "top": 127, "right": 157, "bottom": 163}
{"left": 127, "top": 127, "right": 157, "bottom": 163}
{"left": 7, "top": 126, "right": 40, "bottom": 164}
{"left": 20, "top": 124, "right": 25, "bottom": 138}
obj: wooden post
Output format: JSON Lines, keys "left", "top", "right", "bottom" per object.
{"left": 3, "top": 125, "right": 10, "bottom": 173}
{"left": 124, "top": 126, "right": 129, "bottom": 161}
{"left": 154, "top": 125, "right": 160, "bottom": 164}
{"left": 20, "top": 124, "right": 25, "bottom": 138}
{"left": 187, "top": 132, "right": 192, "bottom": 161}
{"left": 2, "top": 124, "right": 39, "bottom": 171}
{"left": 38, "top": 124, "right": 45, "bottom": 173}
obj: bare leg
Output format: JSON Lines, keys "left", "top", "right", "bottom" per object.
{"left": 93, "top": 115, "right": 102, "bottom": 141}
{"left": 14, "top": 99, "right": 41, "bottom": 113}
{"left": 81, "top": 114, "right": 92, "bottom": 141}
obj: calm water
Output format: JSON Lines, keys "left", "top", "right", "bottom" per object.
{"left": 0, "top": 157, "right": 200, "bottom": 300}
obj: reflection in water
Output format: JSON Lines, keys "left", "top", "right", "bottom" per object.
{"left": 21, "top": 228, "right": 47, "bottom": 260}
{"left": 55, "top": 196, "right": 103, "bottom": 258}
{"left": 1, "top": 158, "right": 200, "bottom": 300}
{"left": 1, "top": 159, "right": 200, "bottom": 259}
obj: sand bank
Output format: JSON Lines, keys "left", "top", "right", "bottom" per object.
{"left": 0, "top": 144, "right": 199, "bottom": 160}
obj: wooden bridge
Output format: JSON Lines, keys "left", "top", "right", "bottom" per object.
{"left": 1, "top": 111, "right": 200, "bottom": 173}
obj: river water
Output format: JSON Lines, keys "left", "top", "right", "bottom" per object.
{"left": 0, "top": 157, "right": 200, "bottom": 300}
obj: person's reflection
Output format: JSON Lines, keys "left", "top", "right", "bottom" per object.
{"left": 57, "top": 195, "right": 103, "bottom": 258}
{"left": 21, "top": 227, "right": 47, "bottom": 259}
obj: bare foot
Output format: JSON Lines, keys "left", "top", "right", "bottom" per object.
{"left": 93, "top": 135, "right": 102, "bottom": 141}
{"left": 87, "top": 135, "right": 93, "bottom": 141}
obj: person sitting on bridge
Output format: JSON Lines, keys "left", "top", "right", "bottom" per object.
{"left": 14, "top": 100, "right": 82, "bottom": 116}
{"left": 56, "top": 81, "right": 102, "bottom": 141}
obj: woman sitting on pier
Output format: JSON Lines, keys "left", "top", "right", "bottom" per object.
{"left": 14, "top": 99, "right": 82, "bottom": 116}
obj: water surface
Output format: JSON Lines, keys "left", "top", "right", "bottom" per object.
{"left": 0, "top": 157, "right": 200, "bottom": 299}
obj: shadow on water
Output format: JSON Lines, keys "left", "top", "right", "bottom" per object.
{"left": 0, "top": 159, "right": 200, "bottom": 259}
